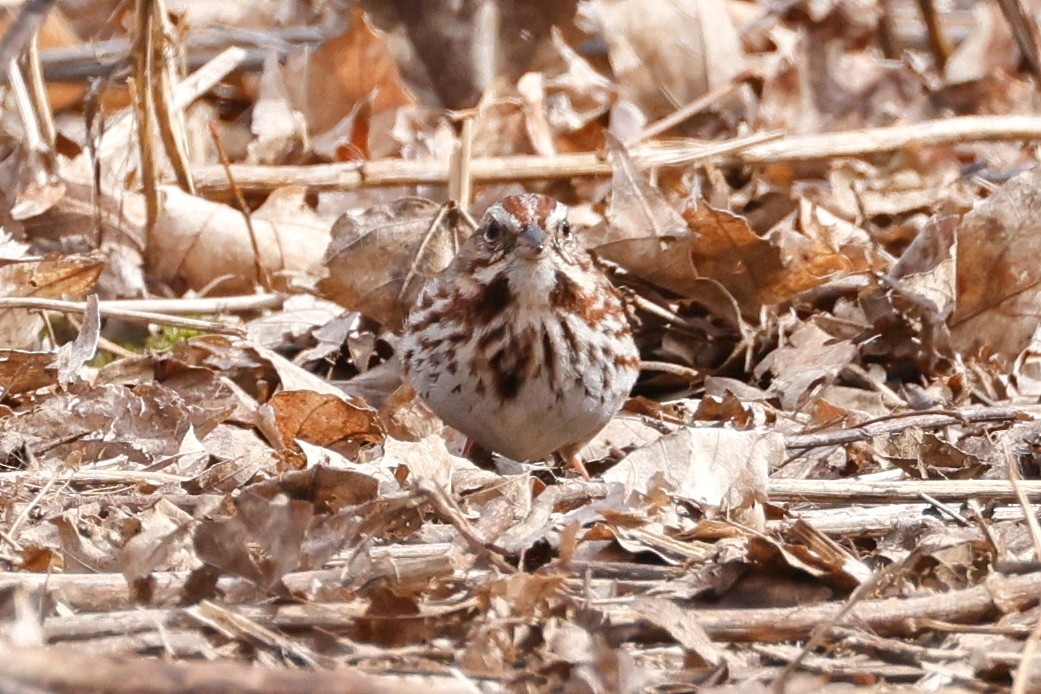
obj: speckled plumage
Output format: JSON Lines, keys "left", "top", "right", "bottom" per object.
{"left": 401, "top": 194, "right": 639, "bottom": 463}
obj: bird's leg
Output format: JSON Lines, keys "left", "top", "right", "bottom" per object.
{"left": 556, "top": 443, "right": 591, "bottom": 480}
{"left": 462, "top": 438, "right": 496, "bottom": 470}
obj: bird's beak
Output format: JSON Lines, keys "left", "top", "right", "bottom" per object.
{"left": 517, "top": 224, "right": 546, "bottom": 256}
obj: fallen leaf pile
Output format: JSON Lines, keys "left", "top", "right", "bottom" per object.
{"left": 3, "top": 1, "right": 1041, "bottom": 691}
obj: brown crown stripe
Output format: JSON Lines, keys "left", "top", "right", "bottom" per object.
{"left": 534, "top": 194, "right": 559, "bottom": 221}
{"left": 495, "top": 193, "right": 561, "bottom": 228}
{"left": 497, "top": 195, "right": 530, "bottom": 225}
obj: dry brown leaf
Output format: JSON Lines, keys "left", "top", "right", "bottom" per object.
{"left": 586, "top": 0, "right": 744, "bottom": 119}
{"left": 194, "top": 491, "right": 313, "bottom": 591}
{"left": 50, "top": 295, "right": 99, "bottom": 386}
{"left": 150, "top": 186, "right": 330, "bottom": 292}
{"left": 321, "top": 198, "right": 467, "bottom": 327}
{"left": 292, "top": 8, "right": 415, "bottom": 137}
{"left": 603, "top": 427, "right": 776, "bottom": 526}
{"left": 154, "top": 362, "right": 240, "bottom": 438}
{"left": 471, "top": 79, "right": 534, "bottom": 157}
{"left": 944, "top": 3, "right": 1017, "bottom": 85}
{"left": 381, "top": 435, "right": 459, "bottom": 489}
{"left": 516, "top": 72, "right": 557, "bottom": 156}
{"left": 950, "top": 168, "right": 1041, "bottom": 360}
{"left": 378, "top": 381, "right": 443, "bottom": 441}
{"left": 52, "top": 513, "right": 119, "bottom": 573}
{"left": 0, "top": 382, "right": 193, "bottom": 465}
{"left": 578, "top": 413, "right": 665, "bottom": 461}
{"left": 595, "top": 139, "right": 699, "bottom": 295}
{"left": 685, "top": 200, "right": 784, "bottom": 309}
{"left": 248, "top": 53, "right": 307, "bottom": 164}
{"left": 890, "top": 212, "right": 958, "bottom": 319}
{"left": 267, "top": 390, "right": 383, "bottom": 455}
{"left": 0, "top": 252, "right": 104, "bottom": 350}
{"left": 630, "top": 596, "right": 726, "bottom": 670}
{"left": 754, "top": 318, "right": 856, "bottom": 410}
{"left": 0, "top": 350, "right": 59, "bottom": 395}
{"left": 248, "top": 342, "right": 350, "bottom": 401}
{"left": 119, "top": 499, "right": 198, "bottom": 602}
{"left": 192, "top": 425, "right": 277, "bottom": 493}
{"left": 542, "top": 27, "right": 615, "bottom": 135}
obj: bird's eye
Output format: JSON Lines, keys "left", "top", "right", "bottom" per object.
{"left": 483, "top": 222, "right": 505, "bottom": 243}
{"left": 560, "top": 221, "right": 572, "bottom": 238}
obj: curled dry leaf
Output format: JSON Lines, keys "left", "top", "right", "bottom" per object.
{"left": 754, "top": 318, "right": 857, "bottom": 410}
{"left": 249, "top": 465, "right": 382, "bottom": 514}
{"left": 578, "top": 413, "right": 665, "bottom": 462}
{"left": 630, "top": 596, "right": 725, "bottom": 670}
{"left": 154, "top": 363, "right": 240, "bottom": 439}
{"left": 687, "top": 200, "right": 871, "bottom": 315}
{"left": 602, "top": 427, "right": 776, "bottom": 528}
{"left": 119, "top": 499, "right": 197, "bottom": 602}
{"left": 943, "top": 2, "right": 1017, "bottom": 85}
{"left": 685, "top": 201, "right": 784, "bottom": 315}
{"left": 247, "top": 465, "right": 385, "bottom": 571}
{"left": 382, "top": 435, "right": 460, "bottom": 490}
{"left": 859, "top": 213, "right": 959, "bottom": 371}
{"left": 248, "top": 53, "right": 307, "bottom": 165}
{"left": 378, "top": 381, "right": 443, "bottom": 442}
{"left": 50, "top": 295, "right": 100, "bottom": 386}
{"left": 586, "top": 0, "right": 744, "bottom": 120}
{"left": 951, "top": 168, "right": 1041, "bottom": 360}
{"left": 249, "top": 342, "right": 349, "bottom": 400}
{"left": 542, "top": 27, "right": 615, "bottom": 135}
{"left": 288, "top": 8, "right": 415, "bottom": 138}
{"left": 321, "top": 198, "right": 467, "bottom": 327}
{"left": 890, "top": 213, "right": 958, "bottom": 319}
{"left": 52, "top": 514, "right": 119, "bottom": 573}
{"left": 595, "top": 139, "right": 699, "bottom": 296}
{"left": 149, "top": 186, "right": 330, "bottom": 292}
{"left": 597, "top": 140, "right": 862, "bottom": 316}
{"left": 192, "top": 425, "right": 278, "bottom": 494}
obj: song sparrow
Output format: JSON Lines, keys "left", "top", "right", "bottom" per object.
{"left": 401, "top": 193, "right": 640, "bottom": 475}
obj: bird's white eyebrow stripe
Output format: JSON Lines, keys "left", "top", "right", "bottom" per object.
{"left": 487, "top": 203, "right": 522, "bottom": 228}
{"left": 544, "top": 202, "right": 568, "bottom": 228}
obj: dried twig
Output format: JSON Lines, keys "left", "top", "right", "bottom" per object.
{"left": 209, "top": 122, "right": 270, "bottom": 290}
{"left": 770, "top": 479, "right": 1041, "bottom": 504}
{"left": 913, "top": 0, "right": 953, "bottom": 69}
{"left": 785, "top": 406, "right": 1028, "bottom": 450}
{"left": 193, "top": 115, "right": 1041, "bottom": 194}
{"left": 0, "top": 297, "right": 245, "bottom": 334}
{"left": 130, "top": 0, "right": 160, "bottom": 228}
{"left": 150, "top": 0, "right": 195, "bottom": 194}
{"left": 0, "top": 642, "right": 469, "bottom": 694}
{"left": 996, "top": 0, "right": 1041, "bottom": 80}
{"left": 0, "top": 0, "right": 58, "bottom": 72}
{"left": 601, "top": 570, "right": 1041, "bottom": 643}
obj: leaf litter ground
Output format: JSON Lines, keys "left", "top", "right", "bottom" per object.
{"left": 3, "top": 1, "right": 1041, "bottom": 692}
